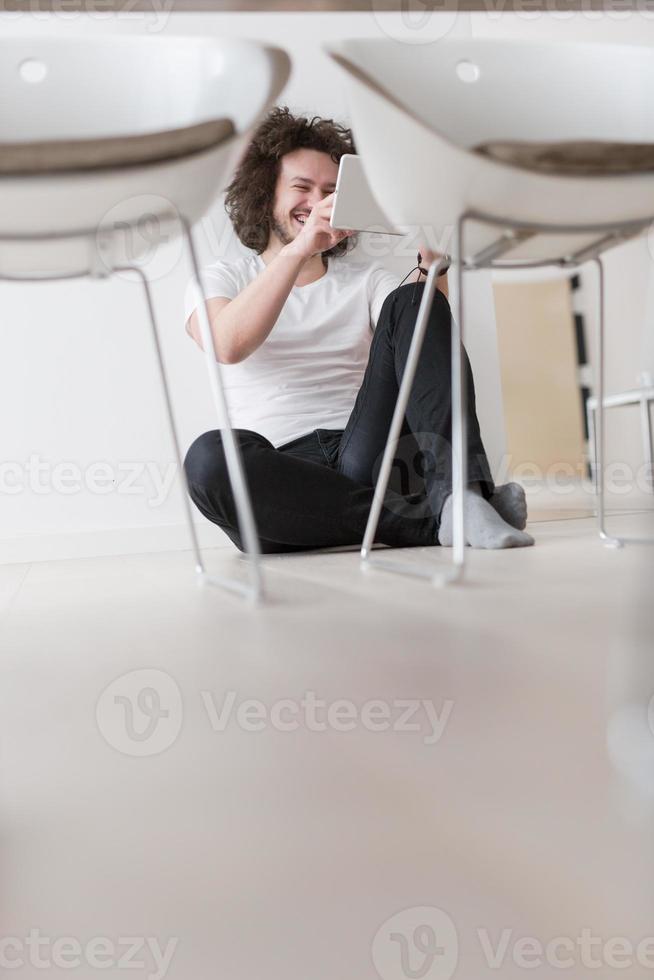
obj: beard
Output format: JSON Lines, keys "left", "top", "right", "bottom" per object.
{"left": 270, "top": 213, "right": 295, "bottom": 247}
{"left": 268, "top": 210, "right": 331, "bottom": 264}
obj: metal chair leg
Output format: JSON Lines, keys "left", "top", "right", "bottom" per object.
{"left": 359, "top": 253, "right": 464, "bottom": 586}
{"left": 119, "top": 262, "right": 263, "bottom": 600}
{"left": 640, "top": 396, "right": 654, "bottom": 492}
{"left": 586, "top": 402, "right": 597, "bottom": 492}
{"left": 594, "top": 256, "right": 624, "bottom": 549}
{"left": 451, "top": 214, "right": 467, "bottom": 575}
{"left": 120, "top": 265, "right": 206, "bottom": 574}
{"left": 181, "top": 219, "right": 265, "bottom": 602}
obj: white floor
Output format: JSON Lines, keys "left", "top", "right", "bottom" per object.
{"left": 1, "top": 495, "right": 653, "bottom": 980}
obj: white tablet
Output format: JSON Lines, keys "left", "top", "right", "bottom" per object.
{"left": 330, "top": 154, "right": 403, "bottom": 237}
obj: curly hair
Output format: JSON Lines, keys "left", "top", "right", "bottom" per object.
{"left": 224, "top": 106, "right": 356, "bottom": 258}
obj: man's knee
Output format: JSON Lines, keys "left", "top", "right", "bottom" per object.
{"left": 184, "top": 429, "right": 290, "bottom": 554}
{"left": 398, "top": 281, "right": 450, "bottom": 321}
{"left": 183, "top": 428, "right": 270, "bottom": 491}
{"left": 382, "top": 282, "right": 452, "bottom": 344}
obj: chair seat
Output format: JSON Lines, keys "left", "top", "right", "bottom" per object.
{"left": 474, "top": 139, "right": 654, "bottom": 177}
{"left": 0, "top": 118, "right": 235, "bottom": 175}
{"left": 326, "top": 38, "right": 654, "bottom": 262}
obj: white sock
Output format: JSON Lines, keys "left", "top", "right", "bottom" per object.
{"left": 438, "top": 485, "right": 534, "bottom": 549}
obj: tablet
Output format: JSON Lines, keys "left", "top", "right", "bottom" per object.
{"left": 330, "top": 154, "right": 404, "bottom": 237}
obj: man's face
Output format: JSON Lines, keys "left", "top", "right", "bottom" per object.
{"left": 269, "top": 148, "right": 339, "bottom": 247}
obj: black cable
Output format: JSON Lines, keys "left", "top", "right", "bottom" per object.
{"left": 410, "top": 252, "right": 451, "bottom": 305}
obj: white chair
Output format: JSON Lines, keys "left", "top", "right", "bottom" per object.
{"left": 587, "top": 381, "right": 654, "bottom": 493}
{"left": 326, "top": 36, "right": 654, "bottom": 582}
{"left": 0, "top": 34, "right": 290, "bottom": 601}
{"left": 587, "top": 270, "right": 654, "bottom": 492}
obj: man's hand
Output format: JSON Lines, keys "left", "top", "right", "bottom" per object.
{"left": 418, "top": 246, "right": 448, "bottom": 269}
{"left": 287, "top": 193, "right": 353, "bottom": 260}
{"left": 416, "top": 244, "right": 450, "bottom": 298}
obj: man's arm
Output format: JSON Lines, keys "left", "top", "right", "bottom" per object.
{"left": 185, "top": 248, "right": 308, "bottom": 364}
{"left": 186, "top": 193, "right": 351, "bottom": 364}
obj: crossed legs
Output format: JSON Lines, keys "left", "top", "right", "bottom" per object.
{"left": 184, "top": 282, "right": 532, "bottom": 552}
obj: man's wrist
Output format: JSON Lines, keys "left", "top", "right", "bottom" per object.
{"left": 280, "top": 241, "right": 312, "bottom": 264}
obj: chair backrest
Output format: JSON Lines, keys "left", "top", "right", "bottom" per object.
{"left": 0, "top": 35, "right": 289, "bottom": 141}
{"left": 327, "top": 38, "right": 654, "bottom": 150}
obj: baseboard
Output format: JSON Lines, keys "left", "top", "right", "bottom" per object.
{"left": 0, "top": 521, "right": 232, "bottom": 566}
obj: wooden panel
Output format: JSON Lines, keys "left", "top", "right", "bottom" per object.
{"left": 493, "top": 277, "right": 585, "bottom": 475}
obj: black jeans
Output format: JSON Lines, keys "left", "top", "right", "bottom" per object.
{"left": 184, "top": 283, "right": 494, "bottom": 553}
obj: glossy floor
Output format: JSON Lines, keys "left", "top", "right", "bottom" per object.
{"left": 1, "top": 503, "right": 653, "bottom": 980}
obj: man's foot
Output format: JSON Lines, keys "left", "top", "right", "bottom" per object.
{"left": 489, "top": 482, "right": 528, "bottom": 530}
{"left": 438, "top": 486, "right": 534, "bottom": 549}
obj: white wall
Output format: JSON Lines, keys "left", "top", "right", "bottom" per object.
{"left": 2, "top": 10, "right": 651, "bottom": 563}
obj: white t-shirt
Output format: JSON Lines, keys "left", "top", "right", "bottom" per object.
{"left": 184, "top": 252, "right": 399, "bottom": 447}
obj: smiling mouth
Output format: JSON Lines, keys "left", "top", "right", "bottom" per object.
{"left": 293, "top": 212, "right": 309, "bottom": 226}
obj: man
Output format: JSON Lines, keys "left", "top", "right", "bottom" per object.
{"left": 184, "top": 107, "right": 532, "bottom": 553}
